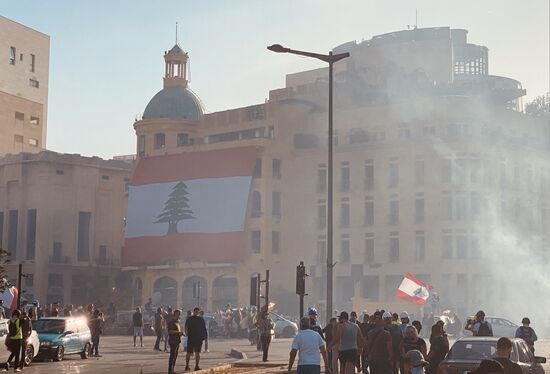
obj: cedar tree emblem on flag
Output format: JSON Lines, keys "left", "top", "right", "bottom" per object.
{"left": 154, "top": 181, "right": 195, "bottom": 234}
{"left": 395, "top": 273, "right": 433, "bottom": 305}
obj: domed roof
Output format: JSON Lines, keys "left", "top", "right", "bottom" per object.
{"left": 143, "top": 86, "right": 204, "bottom": 121}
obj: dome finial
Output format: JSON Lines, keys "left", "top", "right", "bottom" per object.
{"left": 175, "top": 21, "right": 178, "bottom": 45}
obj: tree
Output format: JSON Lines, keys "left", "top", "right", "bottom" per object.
{"left": 154, "top": 181, "right": 195, "bottom": 235}
{"left": 0, "top": 247, "right": 12, "bottom": 292}
{"left": 525, "top": 92, "right": 550, "bottom": 118}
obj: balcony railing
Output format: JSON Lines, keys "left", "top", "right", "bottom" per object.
{"left": 49, "top": 256, "right": 70, "bottom": 264}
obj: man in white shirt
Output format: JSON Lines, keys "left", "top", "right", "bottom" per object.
{"left": 289, "top": 317, "right": 331, "bottom": 374}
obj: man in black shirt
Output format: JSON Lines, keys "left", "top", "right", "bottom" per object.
{"left": 168, "top": 309, "right": 183, "bottom": 374}
{"left": 185, "top": 307, "right": 207, "bottom": 371}
{"left": 493, "top": 337, "right": 522, "bottom": 374}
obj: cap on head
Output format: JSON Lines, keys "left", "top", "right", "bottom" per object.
{"left": 400, "top": 311, "right": 409, "bottom": 319}
{"left": 308, "top": 307, "right": 318, "bottom": 317}
{"left": 382, "top": 311, "right": 392, "bottom": 319}
{"left": 405, "top": 349, "right": 428, "bottom": 367}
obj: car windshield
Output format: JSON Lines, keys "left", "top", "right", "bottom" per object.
{"left": 448, "top": 341, "right": 497, "bottom": 360}
{"left": 33, "top": 320, "right": 65, "bottom": 334}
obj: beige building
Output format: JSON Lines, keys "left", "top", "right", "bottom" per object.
{"left": 0, "top": 151, "right": 133, "bottom": 305}
{"left": 128, "top": 27, "right": 550, "bottom": 318}
{"left": 0, "top": 16, "right": 49, "bottom": 155}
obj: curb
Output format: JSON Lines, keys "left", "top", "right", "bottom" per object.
{"left": 229, "top": 348, "right": 248, "bottom": 360}
{"left": 193, "top": 364, "right": 233, "bottom": 374}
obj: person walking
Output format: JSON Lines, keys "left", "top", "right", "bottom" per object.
{"left": 132, "top": 307, "right": 144, "bottom": 347}
{"left": 184, "top": 307, "right": 207, "bottom": 371}
{"left": 515, "top": 317, "right": 537, "bottom": 353}
{"left": 6, "top": 310, "right": 23, "bottom": 372}
{"left": 367, "top": 311, "right": 393, "bottom": 374}
{"left": 323, "top": 318, "right": 338, "bottom": 374}
{"left": 400, "top": 326, "right": 427, "bottom": 374}
{"left": 384, "top": 311, "right": 403, "bottom": 374}
{"left": 256, "top": 309, "right": 274, "bottom": 362}
{"left": 288, "top": 317, "right": 331, "bottom": 374}
{"left": 89, "top": 309, "right": 103, "bottom": 357}
{"left": 331, "top": 311, "right": 365, "bottom": 374}
{"left": 18, "top": 310, "right": 32, "bottom": 370}
{"left": 163, "top": 307, "right": 173, "bottom": 352}
{"left": 199, "top": 310, "right": 209, "bottom": 353}
{"left": 426, "top": 324, "right": 449, "bottom": 374}
{"left": 154, "top": 308, "right": 165, "bottom": 351}
{"left": 465, "top": 311, "right": 493, "bottom": 337}
{"left": 308, "top": 308, "right": 325, "bottom": 340}
{"left": 493, "top": 337, "right": 522, "bottom": 374}
{"left": 167, "top": 309, "right": 183, "bottom": 374}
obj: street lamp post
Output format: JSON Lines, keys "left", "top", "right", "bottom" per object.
{"left": 267, "top": 44, "right": 349, "bottom": 326}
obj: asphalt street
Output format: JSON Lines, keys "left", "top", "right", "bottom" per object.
{"left": 5, "top": 336, "right": 550, "bottom": 374}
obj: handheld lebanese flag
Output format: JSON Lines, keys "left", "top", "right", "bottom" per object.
{"left": 395, "top": 274, "right": 433, "bottom": 305}
{"left": 0, "top": 286, "right": 18, "bottom": 310}
{"left": 123, "top": 147, "right": 257, "bottom": 266}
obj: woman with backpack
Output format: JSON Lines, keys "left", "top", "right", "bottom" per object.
{"left": 4, "top": 309, "right": 23, "bottom": 372}
{"left": 515, "top": 317, "right": 537, "bottom": 353}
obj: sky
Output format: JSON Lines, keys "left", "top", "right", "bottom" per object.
{"left": 1, "top": 0, "right": 549, "bottom": 159}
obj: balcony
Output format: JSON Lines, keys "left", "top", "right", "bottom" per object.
{"left": 96, "top": 258, "right": 120, "bottom": 267}
{"left": 49, "top": 256, "right": 70, "bottom": 264}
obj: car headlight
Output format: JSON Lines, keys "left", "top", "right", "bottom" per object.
{"left": 40, "top": 341, "right": 52, "bottom": 347}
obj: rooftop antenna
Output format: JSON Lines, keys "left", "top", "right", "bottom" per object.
{"left": 415, "top": 8, "right": 418, "bottom": 29}
{"left": 175, "top": 21, "right": 178, "bottom": 44}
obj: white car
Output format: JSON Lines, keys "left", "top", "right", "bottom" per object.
{"left": 463, "top": 316, "right": 519, "bottom": 338}
{"left": 269, "top": 313, "right": 298, "bottom": 338}
{"left": 0, "top": 318, "right": 40, "bottom": 366}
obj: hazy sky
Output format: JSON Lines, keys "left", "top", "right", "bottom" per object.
{"left": 2, "top": 0, "right": 549, "bottom": 158}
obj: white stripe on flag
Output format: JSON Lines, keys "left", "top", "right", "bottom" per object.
{"left": 398, "top": 277, "right": 429, "bottom": 299}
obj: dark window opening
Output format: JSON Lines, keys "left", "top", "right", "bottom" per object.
{"left": 26, "top": 209, "right": 37, "bottom": 260}
{"left": 77, "top": 212, "right": 91, "bottom": 261}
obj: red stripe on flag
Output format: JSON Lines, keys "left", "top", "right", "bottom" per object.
{"left": 404, "top": 273, "right": 433, "bottom": 290}
{"left": 123, "top": 232, "right": 244, "bottom": 266}
{"left": 132, "top": 146, "right": 257, "bottom": 186}
{"left": 395, "top": 290, "right": 427, "bottom": 305}
{"left": 10, "top": 287, "right": 18, "bottom": 310}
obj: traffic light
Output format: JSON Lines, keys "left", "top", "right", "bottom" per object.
{"left": 296, "top": 261, "right": 306, "bottom": 295}
{"left": 250, "top": 276, "right": 258, "bottom": 306}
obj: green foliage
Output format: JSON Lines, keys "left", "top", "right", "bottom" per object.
{"left": 154, "top": 181, "right": 195, "bottom": 234}
{"left": 525, "top": 93, "right": 550, "bottom": 117}
{"left": 0, "top": 247, "right": 12, "bottom": 292}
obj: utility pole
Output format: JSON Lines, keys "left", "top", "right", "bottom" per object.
{"left": 16, "top": 263, "right": 22, "bottom": 310}
{"left": 256, "top": 273, "right": 261, "bottom": 351}
{"left": 264, "top": 270, "right": 270, "bottom": 311}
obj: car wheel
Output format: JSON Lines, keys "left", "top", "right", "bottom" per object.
{"left": 53, "top": 346, "right": 64, "bottom": 362}
{"left": 81, "top": 343, "right": 91, "bottom": 359}
{"left": 282, "top": 327, "right": 295, "bottom": 338}
{"left": 24, "top": 345, "right": 34, "bottom": 366}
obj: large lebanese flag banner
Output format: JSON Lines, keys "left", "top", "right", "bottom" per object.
{"left": 395, "top": 273, "right": 433, "bottom": 305}
{"left": 0, "top": 286, "right": 18, "bottom": 310}
{"left": 123, "top": 147, "right": 257, "bottom": 266}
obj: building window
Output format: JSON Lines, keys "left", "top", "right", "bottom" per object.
{"left": 154, "top": 133, "right": 165, "bottom": 149}
{"left": 9, "top": 47, "right": 16, "bottom": 65}
{"left": 56, "top": 169, "right": 64, "bottom": 175}
{"left": 138, "top": 135, "right": 146, "bottom": 157}
{"left": 362, "top": 275, "right": 379, "bottom": 301}
{"left": 415, "top": 159, "right": 424, "bottom": 186}
{"left": 340, "top": 198, "right": 350, "bottom": 227}
{"left": 177, "top": 133, "right": 189, "bottom": 147}
{"left": 415, "top": 231, "right": 425, "bottom": 261}
{"left": 272, "top": 191, "right": 281, "bottom": 218}
{"left": 26, "top": 209, "right": 37, "bottom": 260}
{"left": 29, "top": 79, "right": 39, "bottom": 88}
{"left": 8, "top": 210, "right": 18, "bottom": 259}
{"left": 365, "top": 233, "right": 374, "bottom": 263}
{"left": 251, "top": 191, "right": 261, "bottom": 218}
{"left": 15, "top": 112, "right": 24, "bottom": 120}
{"left": 30, "top": 54, "right": 35, "bottom": 72}
{"left": 25, "top": 274, "right": 34, "bottom": 287}
{"left": 470, "top": 158, "right": 481, "bottom": 184}
{"left": 14, "top": 135, "right": 23, "bottom": 143}
{"left": 317, "top": 236, "right": 327, "bottom": 264}
{"left": 251, "top": 230, "right": 261, "bottom": 253}
{"left": 471, "top": 235, "right": 481, "bottom": 258}
{"left": 389, "top": 233, "right": 399, "bottom": 263}
{"left": 389, "top": 196, "right": 399, "bottom": 225}
{"left": 415, "top": 193, "right": 425, "bottom": 223}
{"left": 341, "top": 162, "right": 350, "bottom": 192}
{"left": 98, "top": 245, "right": 107, "bottom": 265}
{"left": 442, "top": 230, "right": 452, "bottom": 259}
{"left": 455, "top": 158, "right": 467, "bottom": 186}
{"left": 441, "top": 192, "right": 452, "bottom": 220}
{"left": 365, "top": 196, "right": 374, "bottom": 226}
{"left": 253, "top": 158, "right": 262, "bottom": 178}
{"left": 470, "top": 192, "right": 481, "bottom": 220}
{"left": 456, "top": 234, "right": 467, "bottom": 259}
{"left": 364, "top": 160, "right": 374, "bottom": 190}
{"left": 52, "top": 242, "right": 62, "bottom": 263}
{"left": 317, "top": 200, "right": 326, "bottom": 229}
{"left": 340, "top": 235, "right": 350, "bottom": 263}
{"left": 48, "top": 274, "right": 63, "bottom": 287}
{"left": 317, "top": 164, "right": 327, "bottom": 193}
{"left": 28, "top": 138, "right": 39, "bottom": 147}
{"left": 455, "top": 192, "right": 467, "bottom": 220}
{"left": 272, "top": 159, "right": 282, "bottom": 179}
{"left": 272, "top": 231, "right": 280, "bottom": 254}
{"left": 389, "top": 160, "right": 399, "bottom": 187}
{"left": 101, "top": 175, "right": 110, "bottom": 181}
{"left": 77, "top": 212, "right": 91, "bottom": 261}
{"left": 441, "top": 159, "right": 452, "bottom": 183}
{"left": 423, "top": 126, "right": 435, "bottom": 136}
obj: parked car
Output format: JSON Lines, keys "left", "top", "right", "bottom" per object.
{"left": 437, "top": 337, "right": 546, "bottom": 374}
{"left": 462, "top": 317, "right": 519, "bottom": 338}
{"left": 0, "top": 318, "right": 40, "bottom": 366}
{"left": 34, "top": 317, "right": 92, "bottom": 361}
{"left": 269, "top": 312, "right": 298, "bottom": 338}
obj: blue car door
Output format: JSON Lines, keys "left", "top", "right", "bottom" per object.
{"left": 65, "top": 320, "right": 80, "bottom": 353}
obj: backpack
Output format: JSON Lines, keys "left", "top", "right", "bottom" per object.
{"left": 477, "top": 321, "right": 492, "bottom": 337}
{"left": 519, "top": 326, "right": 534, "bottom": 343}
